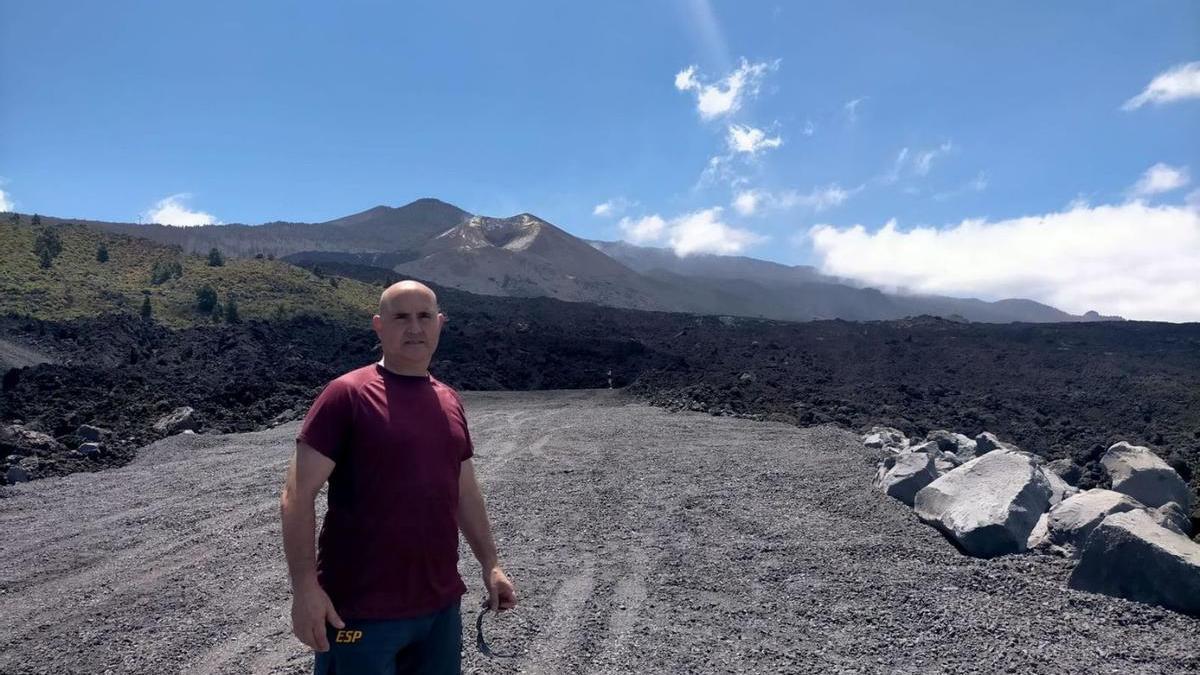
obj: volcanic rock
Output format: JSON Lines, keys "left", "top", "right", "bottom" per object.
{"left": 913, "top": 449, "right": 1053, "bottom": 557}
{"left": 1046, "top": 458, "right": 1083, "bottom": 487}
{"left": 1068, "top": 509, "right": 1200, "bottom": 616}
{"left": 75, "top": 424, "right": 107, "bottom": 442}
{"left": 1043, "top": 489, "right": 1144, "bottom": 553}
{"left": 878, "top": 451, "right": 939, "bottom": 506}
{"left": 153, "top": 407, "right": 196, "bottom": 435}
{"left": 1102, "top": 442, "right": 1191, "bottom": 510}
{"left": 1153, "top": 502, "right": 1191, "bottom": 536}
{"left": 926, "top": 430, "right": 976, "bottom": 456}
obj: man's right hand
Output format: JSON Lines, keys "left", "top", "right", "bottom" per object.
{"left": 290, "top": 582, "right": 345, "bottom": 652}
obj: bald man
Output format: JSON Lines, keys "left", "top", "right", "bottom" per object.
{"left": 281, "top": 281, "right": 517, "bottom": 674}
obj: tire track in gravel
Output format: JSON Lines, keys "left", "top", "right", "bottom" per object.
{"left": 2, "top": 390, "right": 1199, "bottom": 675}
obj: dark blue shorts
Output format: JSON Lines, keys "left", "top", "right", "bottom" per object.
{"left": 314, "top": 599, "right": 462, "bottom": 675}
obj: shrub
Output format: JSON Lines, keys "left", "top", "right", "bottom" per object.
{"left": 195, "top": 285, "right": 218, "bottom": 314}
{"left": 34, "top": 228, "right": 63, "bottom": 269}
{"left": 150, "top": 260, "right": 183, "bottom": 285}
{"left": 96, "top": 243, "right": 109, "bottom": 263}
{"left": 225, "top": 293, "right": 240, "bottom": 324}
{"left": 140, "top": 294, "right": 152, "bottom": 320}
{"left": 207, "top": 248, "right": 225, "bottom": 267}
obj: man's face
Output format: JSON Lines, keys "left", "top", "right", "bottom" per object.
{"left": 372, "top": 290, "right": 445, "bottom": 368}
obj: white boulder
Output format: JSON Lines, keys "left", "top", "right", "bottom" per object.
{"left": 879, "top": 452, "right": 939, "bottom": 506}
{"left": 1102, "top": 442, "right": 1191, "bottom": 510}
{"left": 914, "top": 449, "right": 1053, "bottom": 558}
{"left": 1068, "top": 509, "right": 1200, "bottom": 616}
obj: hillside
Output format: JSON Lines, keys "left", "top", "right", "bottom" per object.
{"left": 0, "top": 216, "right": 378, "bottom": 327}
{"left": 17, "top": 201, "right": 1124, "bottom": 323}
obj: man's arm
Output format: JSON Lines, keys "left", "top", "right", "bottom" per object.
{"left": 458, "top": 458, "right": 517, "bottom": 612}
{"left": 280, "top": 442, "right": 344, "bottom": 651}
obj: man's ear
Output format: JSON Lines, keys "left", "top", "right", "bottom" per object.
{"left": 371, "top": 314, "right": 382, "bottom": 332}
{"left": 438, "top": 312, "right": 448, "bottom": 327}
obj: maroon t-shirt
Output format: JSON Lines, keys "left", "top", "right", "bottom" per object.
{"left": 296, "top": 363, "right": 473, "bottom": 620}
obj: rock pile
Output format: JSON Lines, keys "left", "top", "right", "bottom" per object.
{"left": 866, "top": 429, "right": 1200, "bottom": 616}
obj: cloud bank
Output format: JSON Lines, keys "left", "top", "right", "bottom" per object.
{"left": 620, "top": 207, "right": 765, "bottom": 255}
{"left": 808, "top": 200, "right": 1200, "bottom": 322}
{"left": 143, "top": 194, "right": 221, "bottom": 227}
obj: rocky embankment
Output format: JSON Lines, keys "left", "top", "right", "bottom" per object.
{"left": 3, "top": 311, "right": 1199, "bottom": 495}
{"left": 867, "top": 426, "right": 1200, "bottom": 616}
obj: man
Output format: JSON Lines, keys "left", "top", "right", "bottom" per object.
{"left": 281, "top": 280, "right": 517, "bottom": 674}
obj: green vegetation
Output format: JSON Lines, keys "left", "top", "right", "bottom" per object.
{"left": 225, "top": 293, "right": 240, "bottom": 324}
{"left": 96, "top": 242, "right": 109, "bottom": 263}
{"left": 0, "top": 218, "right": 378, "bottom": 327}
{"left": 34, "top": 227, "right": 63, "bottom": 269}
{"left": 150, "top": 260, "right": 183, "bottom": 285}
{"left": 195, "top": 285, "right": 218, "bottom": 314}
{"left": 207, "top": 247, "right": 224, "bottom": 267}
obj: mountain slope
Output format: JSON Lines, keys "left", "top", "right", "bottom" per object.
{"left": 0, "top": 216, "right": 378, "bottom": 327}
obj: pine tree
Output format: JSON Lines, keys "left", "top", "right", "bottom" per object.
{"left": 96, "top": 243, "right": 109, "bottom": 263}
{"left": 140, "top": 294, "right": 153, "bottom": 320}
{"left": 196, "top": 285, "right": 218, "bottom": 314}
{"left": 33, "top": 228, "right": 63, "bottom": 269}
{"left": 225, "top": 294, "right": 240, "bottom": 324}
{"left": 207, "top": 247, "right": 224, "bottom": 267}
{"left": 31, "top": 214, "right": 41, "bottom": 226}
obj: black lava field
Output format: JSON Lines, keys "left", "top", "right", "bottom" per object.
{"left": 2, "top": 290, "right": 1197, "bottom": 508}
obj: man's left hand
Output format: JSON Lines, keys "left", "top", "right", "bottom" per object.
{"left": 484, "top": 566, "right": 517, "bottom": 614}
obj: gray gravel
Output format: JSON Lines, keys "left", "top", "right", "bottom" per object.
{"left": 1, "top": 390, "right": 1197, "bottom": 674}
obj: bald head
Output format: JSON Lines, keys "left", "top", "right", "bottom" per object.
{"left": 379, "top": 280, "right": 439, "bottom": 315}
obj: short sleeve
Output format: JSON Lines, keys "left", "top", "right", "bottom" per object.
{"left": 454, "top": 393, "right": 474, "bottom": 462}
{"left": 296, "top": 378, "right": 354, "bottom": 462}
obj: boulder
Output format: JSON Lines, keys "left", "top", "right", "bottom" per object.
{"left": 1068, "top": 509, "right": 1200, "bottom": 616}
{"left": 934, "top": 451, "right": 962, "bottom": 476}
{"left": 879, "top": 452, "right": 939, "bottom": 506}
{"left": 1041, "top": 467, "right": 1079, "bottom": 508}
{"left": 74, "top": 424, "right": 108, "bottom": 442}
{"left": 1027, "top": 513, "right": 1051, "bottom": 550}
{"left": 1044, "top": 489, "right": 1145, "bottom": 553}
{"left": 926, "top": 430, "right": 977, "bottom": 456}
{"left": 1153, "top": 502, "right": 1191, "bottom": 536}
{"left": 77, "top": 442, "right": 102, "bottom": 457}
{"left": 863, "top": 426, "right": 908, "bottom": 451}
{"left": 1102, "top": 442, "right": 1191, "bottom": 510}
{"left": 1046, "top": 458, "right": 1084, "bottom": 487}
{"left": 973, "top": 432, "right": 1016, "bottom": 456}
{"left": 5, "top": 465, "right": 31, "bottom": 483}
{"left": 153, "top": 407, "right": 196, "bottom": 435}
{"left": 914, "top": 449, "right": 1053, "bottom": 558}
{"left": 0, "top": 424, "right": 66, "bottom": 455}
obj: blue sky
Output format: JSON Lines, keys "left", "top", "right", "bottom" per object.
{"left": 2, "top": 1, "right": 1198, "bottom": 319}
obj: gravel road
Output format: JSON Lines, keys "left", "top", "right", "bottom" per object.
{"left": 1, "top": 390, "right": 1197, "bottom": 674}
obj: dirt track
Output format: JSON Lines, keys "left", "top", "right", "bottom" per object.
{"left": 1, "top": 390, "right": 1197, "bottom": 674}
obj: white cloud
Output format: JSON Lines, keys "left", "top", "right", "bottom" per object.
{"left": 617, "top": 214, "right": 667, "bottom": 244}
{"left": 1130, "top": 163, "right": 1190, "bottom": 197}
{"left": 732, "top": 190, "right": 762, "bottom": 216}
{"left": 668, "top": 207, "right": 766, "bottom": 255}
{"left": 1122, "top": 61, "right": 1200, "bottom": 110}
{"left": 733, "top": 184, "right": 859, "bottom": 216}
{"left": 882, "top": 148, "right": 909, "bottom": 184}
{"left": 142, "top": 193, "right": 221, "bottom": 227}
{"left": 933, "top": 172, "right": 989, "bottom": 201}
{"left": 674, "top": 59, "right": 778, "bottom": 120}
{"left": 619, "top": 207, "right": 766, "bottom": 255}
{"left": 726, "top": 124, "right": 782, "bottom": 155}
{"left": 0, "top": 186, "right": 12, "bottom": 212}
{"left": 593, "top": 197, "right": 636, "bottom": 218}
{"left": 802, "top": 119, "right": 815, "bottom": 136}
{"left": 844, "top": 97, "right": 866, "bottom": 123}
{"left": 913, "top": 141, "right": 954, "bottom": 176}
{"left": 807, "top": 200, "right": 1200, "bottom": 322}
